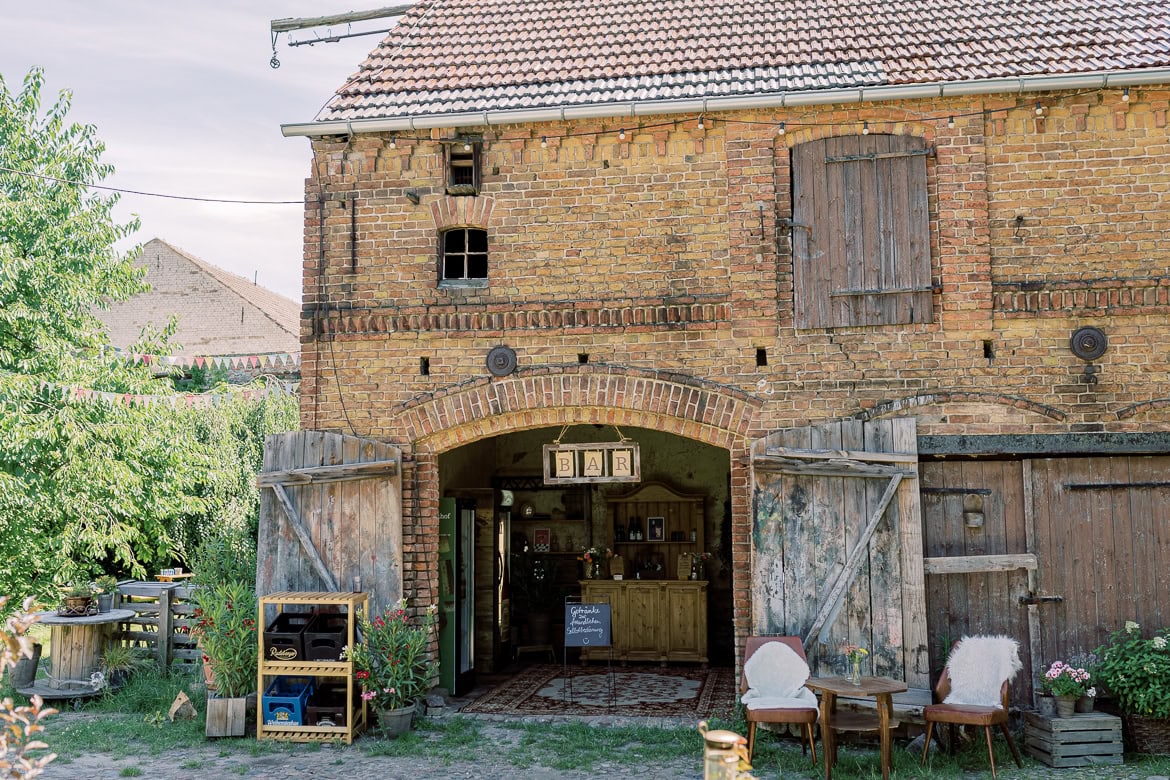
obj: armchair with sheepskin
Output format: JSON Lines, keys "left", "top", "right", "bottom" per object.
{"left": 921, "top": 635, "right": 1024, "bottom": 779}
{"left": 740, "top": 636, "right": 819, "bottom": 763}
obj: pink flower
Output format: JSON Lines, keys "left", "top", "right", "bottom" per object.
{"left": 361, "top": 691, "right": 375, "bottom": 701}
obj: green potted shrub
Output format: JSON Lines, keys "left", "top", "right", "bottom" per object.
{"left": 100, "top": 643, "right": 150, "bottom": 688}
{"left": 94, "top": 575, "right": 118, "bottom": 613}
{"left": 1095, "top": 621, "right": 1170, "bottom": 753}
{"left": 344, "top": 600, "right": 438, "bottom": 737}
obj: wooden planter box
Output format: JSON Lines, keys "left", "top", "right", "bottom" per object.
{"left": 1024, "top": 711, "right": 1123, "bottom": 768}
{"left": 206, "top": 695, "right": 248, "bottom": 738}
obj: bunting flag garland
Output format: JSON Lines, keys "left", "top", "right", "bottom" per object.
{"left": 36, "top": 379, "right": 300, "bottom": 409}
{"left": 105, "top": 348, "right": 301, "bottom": 371}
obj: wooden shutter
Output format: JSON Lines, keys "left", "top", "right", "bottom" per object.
{"left": 792, "top": 134, "right": 931, "bottom": 328}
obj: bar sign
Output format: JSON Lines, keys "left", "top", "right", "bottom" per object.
{"left": 543, "top": 441, "right": 641, "bottom": 484}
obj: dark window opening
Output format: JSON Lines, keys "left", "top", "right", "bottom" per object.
{"left": 756, "top": 348, "right": 768, "bottom": 367}
{"left": 420, "top": 357, "right": 430, "bottom": 376}
{"left": 441, "top": 228, "right": 488, "bottom": 282}
{"left": 446, "top": 141, "right": 481, "bottom": 195}
{"left": 983, "top": 340, "right": 995, "bottom": 359}
{"left": 578, "top": 353, "right": 589, "bottom": 364}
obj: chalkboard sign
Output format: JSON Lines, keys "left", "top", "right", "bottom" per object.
{"left": 564, "top": 603, "right": 611, "bottom": 647}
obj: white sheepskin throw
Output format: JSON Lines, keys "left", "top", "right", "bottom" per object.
{"left": 742, "top": 641, "right": 816, "bottom": 710}
{"left": 943, "top": 635, "right": 1022, "bottom": 707}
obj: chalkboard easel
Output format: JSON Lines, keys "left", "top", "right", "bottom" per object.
{"left": 562, "top": 599, "right": 615, "bottom": 710}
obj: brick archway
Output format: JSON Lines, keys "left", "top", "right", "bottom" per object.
{"left": 400, "top": 365, "right": 762, "bottom": 648}
{"left": 401, "top": 364, "right": 761, "bottom": 454}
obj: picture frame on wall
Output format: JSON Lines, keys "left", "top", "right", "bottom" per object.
{"left": 533, "top": 528, "right": 551, "bottom": 552}
{"left": 647, "top": 516, "right": 664, "bottom": 542}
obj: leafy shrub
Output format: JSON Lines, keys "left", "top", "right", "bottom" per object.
{"left": 1095, "top": 621, "right": 1170, "bottom": 719}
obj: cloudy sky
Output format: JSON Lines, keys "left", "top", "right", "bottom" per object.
{"left": 0, "top": 3, "right": 395, "bottom": 301}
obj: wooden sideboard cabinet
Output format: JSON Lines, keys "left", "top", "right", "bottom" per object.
{"left": 579, "top": 579, "right": 707, "bottom": 663}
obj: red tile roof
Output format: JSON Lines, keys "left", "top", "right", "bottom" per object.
{"left": 318, "top": 0, "right": 1170, "bottom": 121}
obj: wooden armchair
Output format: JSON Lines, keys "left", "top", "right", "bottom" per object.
{"left": 921, "top": 641, "right": 1023, "bottom": 779}
{"left": 741, "top": 636, "right": 819, "bottom": 763}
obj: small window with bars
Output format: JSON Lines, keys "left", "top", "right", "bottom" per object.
{"left": 441, "top": 228, "right": 488, "bottom": 284}
{"left": 446, "top": 140, "right": 480, "bottom": 195}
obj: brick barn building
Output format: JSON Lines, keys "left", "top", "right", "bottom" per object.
{"left": 263, "top": 0, "right": 1170, "bottom": 706}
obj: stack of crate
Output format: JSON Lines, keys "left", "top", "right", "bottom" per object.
{"left": 1024, "top": 711, "right": 1124, "bottom": 768}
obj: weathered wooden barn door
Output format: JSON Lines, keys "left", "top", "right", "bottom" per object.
{"left": 256, "top": 431, "right": 402, "bottom": 615}
{"left": 750, "top": 418, "right": 929, "bottom": 689}
{"left": 919, "top": 460, "right": 1035, "bottom": 705}
{"left": 1029, "top": 455, "right": 1170, "bottom": 665}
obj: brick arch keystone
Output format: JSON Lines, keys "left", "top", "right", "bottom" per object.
{"left": 399, "top": 365, "right": 762, "bottom": 454}
{"left": 855, "top": 391, "right": 1066, "bottom": 422}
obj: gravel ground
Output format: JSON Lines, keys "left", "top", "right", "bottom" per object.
{"left": 31, "top": 711, "right": 1170, "bottom": 780}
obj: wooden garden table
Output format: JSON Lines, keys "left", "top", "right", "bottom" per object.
{"left": 805, "top": 675, "right": 908, "bottom": 780}
{"left": 32, "top": 608, "right": 136, "bottom": 694}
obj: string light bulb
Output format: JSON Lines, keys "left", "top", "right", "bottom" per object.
{"left": 541, "top": 136, "right": 548, "bottom": 148}
{"left": 1122, "top": 87, "right": 1131, "bottom": 102}
{"left": 619, "top": 128, "right": 626, "bottom": 140}
{"left": 463, "top": 138, "right": 472, "bottom": 151}
{"left": 1035, "top": 102, "right": 1044, "bottom": 115}
{"left": 947, "top": 116, "right": 955, "bottom": 129}
{"left": 389, "top": 135, "right": 397, "bottom": 149}
{"left": 777, "top": 121, "right": 786, "bottom": 136}
{"left": 697, "top": 115, "right": 705, "bottom": 131}
{"left": 862, "top": 120, "right": 870, "bottom": 135}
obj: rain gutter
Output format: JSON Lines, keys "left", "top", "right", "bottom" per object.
{"left": 281, "top": 67, "right": 1170, "bottom": 138}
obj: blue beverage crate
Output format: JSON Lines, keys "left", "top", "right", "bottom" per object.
{"left": 263, "top": 676, "right": 313, "bottom": 726}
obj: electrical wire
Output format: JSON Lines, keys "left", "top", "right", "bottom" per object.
{"left": 0, "top": 164, "right": 302, "bottom": 205}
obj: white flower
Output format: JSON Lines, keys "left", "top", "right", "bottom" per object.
{"left": 1125, "top": 620, "right": 1140, "bottom": 633}
{"left": 1153, "top": 636, "right": 1167, "bottom": 650}
{"left": 1086, "top": 687, "right": 1097, "bottom": 698}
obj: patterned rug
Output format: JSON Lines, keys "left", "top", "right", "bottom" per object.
{"left": 460, "top": 664, "right": 736, "bottom": 718}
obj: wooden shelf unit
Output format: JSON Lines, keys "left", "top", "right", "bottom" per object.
{"left": 607, "top": 481, "right": 705, "bottom": 579}
{"left": 256, "top": 591, "right": 368, "bottom": 744}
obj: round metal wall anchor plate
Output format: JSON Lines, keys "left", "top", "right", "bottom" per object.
{"left": 486, "top": 345, "right": 518, "bottom": 376}
{"left": 1070, "top": 327, "right": 1108, "bottom": 361}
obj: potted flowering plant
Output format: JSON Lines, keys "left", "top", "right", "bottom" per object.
{"left": 1094, "top": 621, "right": 1170, "bottom": 752}
{"left": 1041, "top": 660, "right": 1093, "bottom": 717}
{"left": 344, "top": 600, "right": 438, "bottom": 736}
{"left": 191, "top": 579, "right": 258, "bottom": 736}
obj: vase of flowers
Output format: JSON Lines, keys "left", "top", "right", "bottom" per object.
{"left": 344, "top": 600, "right": 438, "bottom": 738}
{"left": 191, "top": 579, "right": 258, "bottom": 737}
{"left": 1042, "top": 660, "right": 1093, "bottom": 718}
{"left": 1095, "top": 621, "right": 1170, "bottom": 753}
{"left": 689, "top": 552, "right": 712, "bottom": 580}
{"left": 841, "top": 644, "right": 868, "bottom": 685}
{"left": 582, "top": 547, "right": 612, "bottom": 579}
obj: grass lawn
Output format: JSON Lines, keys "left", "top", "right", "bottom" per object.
{"left": 7, "top": 667, "right": 1170, "bottom": 777}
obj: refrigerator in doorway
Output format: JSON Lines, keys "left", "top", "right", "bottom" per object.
{"left": 438, "top": 497, "right": 475, "bottom": 695}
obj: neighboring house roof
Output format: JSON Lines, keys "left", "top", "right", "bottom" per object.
{"left": 316, "top": 0, "right": 1170, "bottom": 123}
{"left": 95, "top": 238, "right": 301, "bottom": 361}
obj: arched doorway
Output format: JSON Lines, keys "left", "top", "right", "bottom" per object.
{"left": 435, "top": 424, "right": 735, "bottom": 695}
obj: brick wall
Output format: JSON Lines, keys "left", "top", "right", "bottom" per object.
{"left": 297, "top": 87, "right": 1170, "bottom": 626}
